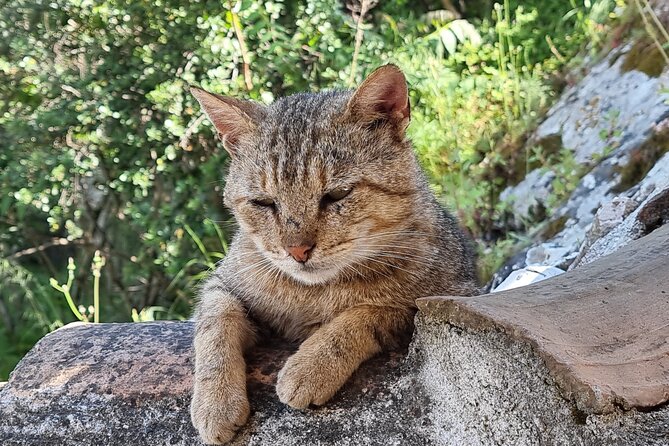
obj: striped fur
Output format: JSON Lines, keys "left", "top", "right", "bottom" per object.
{"left": 189, "top": 65, "right": 478, "bottom": 444}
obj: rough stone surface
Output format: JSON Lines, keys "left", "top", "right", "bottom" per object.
{"left": 501, "top": 45, "right": 669, "bottom": 228}
{"left": 498, "top": 169, "right": 555, "bottom": 222}
{"left": 0, "top": 322, "right": 430, "bottom": 446}
{"left": 412, "top": 316, "right": 669, "bottom": 446}
{"left": 413, "top": 224, "right": 669, "bottom": 445}
{"left": 534, "top": 44, "right": 669, "bottom": 164}
{"left": 589, "top": 196, "right": 638, "bottom": 238}
{"left": 2, "top": 226, "right": 669, "bottom": 445}
{"left": 0, "top": 325, "right": 422, "bottom": 445}
{"left": 0, "top": 322, "right": 197, "bottom": 445}
{"left": 572, "top": 152, "right": 669, "bottom": 268}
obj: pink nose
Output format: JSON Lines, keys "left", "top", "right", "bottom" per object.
{"left": 286, "top": 244, "right": 314, "bottom": 263}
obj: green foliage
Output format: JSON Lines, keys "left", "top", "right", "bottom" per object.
{"left": 0, "top": 259, "right": 62, "bottom": 379}
{"left": 401, "top": 0, "right": 625, "bottom": 239}
{"left": 0, "top": 0, "right": 624, "bottom": 379}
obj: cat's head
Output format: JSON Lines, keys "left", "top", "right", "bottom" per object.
{"left": 192, "top": 65, "right": 427, "bottom": 285}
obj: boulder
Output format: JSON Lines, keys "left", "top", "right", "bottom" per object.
{"left": 0, "top": 323, "right": 424, "bottom": 446}
{"left": 415, "top": 223, "right": 669, "bottom": 445}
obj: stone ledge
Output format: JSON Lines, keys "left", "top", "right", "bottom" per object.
{"left": 417, "top": 223, "right": 669, "bottom": 415}
{"left": 0, "top": 322, "right": 424, "bottom": 446}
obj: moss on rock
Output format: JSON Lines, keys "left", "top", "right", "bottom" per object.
{"left": 614, "top": 122, "right": 669, "bottom": 192}
{"left": 621, "top": 39, "right": 667, "bottom": 77}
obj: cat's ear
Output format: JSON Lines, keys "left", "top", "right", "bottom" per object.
{"left": 190, "top": 86, "right": 266, "bottom": 156}
{"left": 346, "top": 64, "right": 410, "bottom": 133}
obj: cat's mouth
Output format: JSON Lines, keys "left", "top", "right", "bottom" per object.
{"left": 275, "top": 256, "right": 343, "bottom": 286}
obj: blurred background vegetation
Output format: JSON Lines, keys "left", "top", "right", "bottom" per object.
{"left": 0, "top": 0, "right": 629, "bottom": 379}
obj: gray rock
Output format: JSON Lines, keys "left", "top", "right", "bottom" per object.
{"left": 554, "top": 157, "right": 621, "bottom": 225}
{"left": 534, "top": 47, "right": 669, "bottom": 164}
{"left": 499, "top": 169, "right": 555, "bottom": 224}
{"left": 573, "top": 152, "right": 669, "bottom": 268}
{"left": 413, "top": 318, "right": 669, "bottom": 446}
{"left": 494, "top": 45, "right": 669, "bottom": 283}
{"left": 589, "top": 196, "right": 638, "bottom": 238}
{"left": 416, "top": 224, "right": 669, "bottom": 445}
{"left": 491, "top": 265, "right": 564, "bottom": 292}
{"left": 525, "top": 238, "right": 579, "bottom": 268}
{"left": 0, "top": 322, "right": 430, "bottom": 446}
{"left": 486, "top": 248, "right": 529, "bottom": 292}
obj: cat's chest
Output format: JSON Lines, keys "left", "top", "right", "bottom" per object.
{"left": 245, "top": 279, "right": 357, "bottom": 342}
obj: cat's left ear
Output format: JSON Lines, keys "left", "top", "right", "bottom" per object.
{"left": 346, "top": 64, "right": 410, "bottom": 134}
{"left": 190, "top": 86, "right": 266, "bottom": 157}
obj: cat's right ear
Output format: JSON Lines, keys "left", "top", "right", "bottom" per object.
{"left": 345, "top": 64, "right": 410, "bottom": 135}
{"left": 190, "top": 86, "right": 266, "bottom": 157}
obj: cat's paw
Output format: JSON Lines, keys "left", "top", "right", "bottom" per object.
{"left": 276, "top": 352, "right": 343, "bottom": 409}
{"left": 190, "top": 385, "right": 250, "bottom": 445}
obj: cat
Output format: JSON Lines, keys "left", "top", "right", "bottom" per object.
{"left": 189, "top": 64, "right": 478, "bottom": 444}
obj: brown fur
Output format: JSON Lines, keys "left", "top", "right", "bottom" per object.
{"left": 189, "top": 65, "right": 478, "bottom": 444}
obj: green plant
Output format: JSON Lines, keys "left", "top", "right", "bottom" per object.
{"left": 49, "top": 251, "right": 106, "bottom": 323}
{"left": 0, "top": 259, "right": 61, "bottom": 379}
{"left": 477, "top": 232, "right": 531, "bottom": 283}
{"left": 547, "top": 149, "right": 585, "bottom": 208}
{"left": 49, "top": 258, "right": 86, "bottom": 322}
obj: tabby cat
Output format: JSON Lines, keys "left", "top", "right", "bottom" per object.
{"left": 189, "top": 65, "right": 478, "bottom": 444}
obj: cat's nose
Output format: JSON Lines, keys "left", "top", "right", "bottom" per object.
{"left": 285, "top": 244, "right": 315, "bottom": 263}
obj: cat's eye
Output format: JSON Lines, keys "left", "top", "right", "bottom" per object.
{"left": 324, "top": 186, "right": 352, "bottom": 202}
{"left": 251, "top": 197, "right": 275, "bottom": 208}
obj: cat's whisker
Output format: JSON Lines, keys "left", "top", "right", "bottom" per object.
{"left": 229, "top": 250, "right": 265, "bottom": 261}
{"left": 352, "top": 243, "right": 430, "bottom": 254}
{"left": 351, "top": 247, "right": 440, "bottom": 266}
{"left": 328, "top": 246, "right": 423, "bottom": 280}
{"left": 346, "top": 255, "right": 394, "bottom": 279}
{"left": 323, "top": 239, "right": 426, "bottom": 259}
{"left": 234, "top": 264, "right": 279, "bottom": 310}
{"left": 234, "top": 257, "right": 273, "bottom": 274}
{"left": 351, "top": 229, "right": 433, "bottom": 240}
{"left": 340, "top": 263, "right": 364, "bottom": 281}
{"left": 351, "top": 244, "right": 439, "bottom": 260}
{"left": 329, "top": 256, "right": 363, "bottom": 281}
{"left": 362, "top": 253, "right": 436, "bottom": 268}
{"left": 356, "top": 254, "right": 421, "bottom": 278}
{"left": 333, "top": 232, "right": 423, "bottom": 248}
{"left": 224, "top": 258, "right": 276, "bottom": 297}
{"left": 210, "top": 220, "right": 239, "bottom": 227}
{"left": 349, "top": 234, "right": 425, "bottom": 245}
{"left": 357, "top": 239, "right": 429, "bottom": 246}
{"left": 241, "top": 263, "right": 283, "bottom": 316}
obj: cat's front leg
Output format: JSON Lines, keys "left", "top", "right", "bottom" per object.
{"left": 276, "top": 305, "right": 413, "bottom": 409}
{"left": 191, "top": 286, "right": 256, "bottom": 445}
